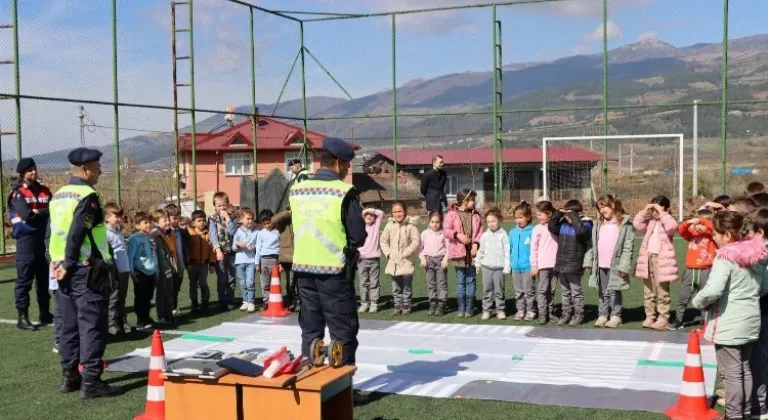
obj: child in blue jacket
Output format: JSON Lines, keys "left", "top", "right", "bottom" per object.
{"left": 509, "top": 202, "right": 535, "bottom": 321}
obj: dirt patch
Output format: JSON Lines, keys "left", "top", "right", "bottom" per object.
{"left": 688, "top": 81, "right": 718, "bottom": 91}
{"left": 636, "top": 76, "right": 665, "bottom": 86}
{"left": 528, "top": 114, "right": 574, "bottom": 126}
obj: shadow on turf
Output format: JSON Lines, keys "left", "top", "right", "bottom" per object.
{"left": 355, "top": 353, "right": 479, "bottom": 406}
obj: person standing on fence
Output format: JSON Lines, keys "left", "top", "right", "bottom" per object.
{"left": 421, "top": 155, "right": 447, "bottom": 214}
{"left": 289, "top": 137, "right": 368, "bottom": 403}
{"left": 8, "top": 157, "right": 53, "bottom": 330}
{"left": 50, "top": 147, "right": 119, "bottom": 398}
{"left": 288, "top": 158, "right": 311, "bottom": 184}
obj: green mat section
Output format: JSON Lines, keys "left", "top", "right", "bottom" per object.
{"left": 637, "top": 359, "right": 717, "bottom": 369}
{"left": 511, "top": 355, "right": 524, "bottom": 361}
{"left": 408, "top": 348, "right": 434, "bottom": 355}
{"left": 179, "top": 333, "right": 236, "bottom": 342}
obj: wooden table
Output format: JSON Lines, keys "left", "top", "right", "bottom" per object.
{"left": 163, "top": 365, "right": 356, "bottom": 420}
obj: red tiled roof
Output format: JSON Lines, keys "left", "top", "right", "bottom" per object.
{"left": 376, "top": 147, "right": 602, "bottom": 165}
{"left": 179, "top": 117, "right": 340, "bottom": 152}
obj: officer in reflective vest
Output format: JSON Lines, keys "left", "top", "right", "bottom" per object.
{"left": 288, "top": 158, "right": 310, "bottom": 184}
{"left": 289, "top": 138, "right": 367, "bottom": 370}
{"left": 50, "top": 147, "right": 119, "bottom": 399}
{"left": 7, "top": 157, "right": 52, "bottom": 330}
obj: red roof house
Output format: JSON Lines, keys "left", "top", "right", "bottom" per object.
{"left": 178, "top": 117, "right": 353, "bottom": 206}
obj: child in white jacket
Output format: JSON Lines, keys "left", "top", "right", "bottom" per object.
{"left": 476, "top": 208, "right": 511, "bottom": 320}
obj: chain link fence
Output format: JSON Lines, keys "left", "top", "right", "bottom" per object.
{"left": 0, "top": 0, "right": 765, "bottom": 253}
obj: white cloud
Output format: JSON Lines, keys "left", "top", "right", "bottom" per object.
{"left": 519, "top": 0, "right": 654, "bottom": 17}
{"left": 571, "top": 44, "right": 592, "bottom": 55}
{"left": 361, "top": 0, "right": 482, "bottom": 35}
{"left": 638, "top": 31, "right": 658, "bottom": 42}
{"left": 583, "top": 20, "right": 622, "bottom": 42}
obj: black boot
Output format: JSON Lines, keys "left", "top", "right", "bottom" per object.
{"left": 17, "top": 309, "right": 38, "bottom": 331}
{"left": 435, "top": 300, "right": 445, "bottom": 316}
{"left": 79, "top": 378, "right": 120, "bottom": 399}
{"left": 60, "top": 369, "right": 82, "bottom": 393}
{"left": 39, "top": 309, "right": 54, "bottom": 325}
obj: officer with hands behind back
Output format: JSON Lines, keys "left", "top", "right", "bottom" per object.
{"left": 50, "top": 147, "right": 119, "bottom": 399}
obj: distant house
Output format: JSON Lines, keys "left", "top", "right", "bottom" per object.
{"left": 364, "top": 147, "right": 602, "bottom": 206}
{"left": 178, "top": 117, "right": 355, "bottom": 205}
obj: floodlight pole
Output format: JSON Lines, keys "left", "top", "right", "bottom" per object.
{"left": 112, "top": 0, "right": 121, "bottom": 205}
{"left": 391, "top": 14, "right": 398, "bottom": 200}
{"left": 250, "top": 7, "right": 259, "bottom": 213}
{"left": 300, "top": 21, "right": 309, "bottom": 169}
{"left": 720, "top": 0, "right": 729, "bottom": 194}
{"left": 601, "top": 0, "right": 609, "bottom": 194}
{"left": 693, "top": 99, "right": 699, "bottom": 197}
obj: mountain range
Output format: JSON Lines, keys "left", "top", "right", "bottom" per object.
{"left": 22, "top": 33, "right": 768, "bottom": 170}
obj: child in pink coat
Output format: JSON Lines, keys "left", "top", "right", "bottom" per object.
{"left": 531, "top": 200, "right": 559, "bottom": 324}
{"left": 633, "top": 195, "right": 679, "bottom": 330}
{"left": 444, "top": 189, "right": 483, "bottom": 317}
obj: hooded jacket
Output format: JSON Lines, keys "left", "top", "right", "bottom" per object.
{"left": 633, "top": 211, "right": 679, "bottom": 282}
{"left": 692, "top": 236, "right": 768, "bottom": 346}
{"left": 585, "top": 214, "right": 636, "bottom": 292}
{"left": 548, "top": 210, "right": 593, "bottom": 274}
{"left": 475, "top": 227, "right": 510, "bottom": 271}
{"left": 509, "top": 224, "right": 534, "bottom": 272}
{"left": 380, "top": 216, "right": 421, "bottom": 276}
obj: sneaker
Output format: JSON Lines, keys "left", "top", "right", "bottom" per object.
{"left": 52, "top": 344, "right": 59, "bottom": 354}
{"left": 569, "top": 314, "right": 584, "bottom": 326}
{"left": 716, "top": 389, "right": 726, "bottom": 399}
{"left": 456, "top": 311, "right": 465, "bottom": 318}
{"left": 497, "top": 312, "right": 507, "bottom": 320}
{"left": 401, "top": 308, "right": 411, "bottom": 315}
{"left": 605, "top": 316, "right": 622, "bottom": 328}
{"left": 392, "top": 308, "right": 402, "bottom": 316}
{"left": 641, "top": 316, "right": 656, "bottom": 329}
{"left": 650, "top": 318, "right": 669, "bottom": 330}
{"left": 538, "top": 314, "right": 548, "bottom": 325}
{"left": 514, "top": 311, "right": 524, "bottom": 321}
{"left": 524, "top": 312, "right": 536, "bottom": 322}
{"left": 358, "top": 303, "right": 370, "bottom": 313}
{"left": 369, "top": 304, "right": 378, "bottom": 314}
{"left": 557, "top": 314, "right": 571, "bottom": 326}
{"left": 667, "top": 320, "right": 683, "bottom": 331}
{"left": 240, "top": 302, "right": 249, "bottom": 311}
{"left": 481, "top": 311, "right": 491, "bottom": 320}
{"left": 427, "top": 301, "right": 437, "bottom": 316}
{"left": 717, "top": 397, "right": 725, "bottom": 407}
{"left": 247, "top": 303, "right": 256, "bottom": 313}
{"left": 594, "top": 316, "right": 608, "bottom": 328}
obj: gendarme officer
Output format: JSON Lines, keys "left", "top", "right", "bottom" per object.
{"left": 8, "top": 157, "right": 52, "bottom": 330}
{"left": 289, "top": 138, "right": 367, "bottom": 372}
{"left": 50, "top": 148, "right": 118, "bottom": 399}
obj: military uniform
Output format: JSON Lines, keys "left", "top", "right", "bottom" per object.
{"left": 7, "top": 157, "right": 52, "bottom": 329}
{"left": 49, "top": 148, "right": 117, "bottom": 399}
{"left": 289, "top": 138, "right": 367, "bottom": 366}
{"left": 288, "top": 159, "right": 310, "bottom": 184}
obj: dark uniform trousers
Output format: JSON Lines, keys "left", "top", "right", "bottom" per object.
{"left": 297, "top": 272, "right": 359, "bottom": 366}
{"left": 14, "top": 239, "right": 50, "bottom": 313}
{"left": 57, "top": 265, "right": 108, "bottom": 379}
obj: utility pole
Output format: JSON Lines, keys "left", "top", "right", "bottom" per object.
{"left": 78, "top": 105, "right": 85, "bottom": 147}
{"left": 693, "top": 99, "right": 699, "bottom": 197}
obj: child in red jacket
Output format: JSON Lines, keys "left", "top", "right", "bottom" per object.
{"left": 669, "top": 208, "right": 716, "bottom": 330}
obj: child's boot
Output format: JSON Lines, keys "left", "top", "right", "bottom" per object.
{"left": 392, "top": 305, "right": 402, "bottom": 315}
{"left": 402, "top": 302, "right": 412, "bottom": 315}
{"left": 524, "top": 312, "right": 536, "bottom": 322}
{"left": 435, "top": 300, "right": 445, "bottom": 316}
{"left": 569, "top": 312, "right": 584, "bottom": 326}
{"left": 605, "top": 316, "right": 622, "bottom": 328}
{"left": 650, "top": 317, "right": 669, "bottom": 330}
{"left": 428, "top": 300, "right": 437, "bottom": 316}
{"left": 594, "top": 316, "right": 608, "bottom": 327}
{"left": 641, "top": 316, "right": 656, "bottom": 328}
{"left": 557, "top": 310, "right": 572, "bottom": 326}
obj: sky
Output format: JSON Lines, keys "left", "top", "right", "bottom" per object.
{"left": 0, "top": 0, "right": 764, "bottom": 159}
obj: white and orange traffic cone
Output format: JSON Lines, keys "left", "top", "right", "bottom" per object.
{"left": 262, "top": 265, "right": 291, "bottom": 317}
{"left": 664, "top": 329, "right": 719, "bottom": 420}
{"left": 134, "top": 330, "right": 167, "bottom": 420}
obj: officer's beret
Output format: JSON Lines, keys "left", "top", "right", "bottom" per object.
{"left": 16, "top": 157, "right": 36, "bottom": 174}
{"left": 67, "top": 148, "right": 103, "bottom": 166}
{"left": 287, "top": 159, "right": 302, "bottom": 167}
{"left": 322, "top": 137, "right": 355, "bottom": 162}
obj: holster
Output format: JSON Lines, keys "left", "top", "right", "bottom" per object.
{"left": 344, "top": 247, "right": 360, "bottom": 284}
{"left": 86, "top": 256, "right": 112, "bottom": 294}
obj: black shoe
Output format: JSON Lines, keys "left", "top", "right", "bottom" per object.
{"left": 39, "top": 311, "right": 54, "bottom": 325}
{"left": 667, "top": 320, "right": 683, "bottom": 331}
{"left": 79, "top": 378, "right": 120, "bottom": 399}
{"left": 352, "top": 389, "right": 369, "bottom": 406}
{"left": 17, "top": 309, "right": 38, "bottom": 331}
{"left": 60, "top": 370, "right": 82, "bottom": 393}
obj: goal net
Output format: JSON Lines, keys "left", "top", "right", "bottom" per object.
{"left": 543, "top": 134, "right": 685, "bottom": 220}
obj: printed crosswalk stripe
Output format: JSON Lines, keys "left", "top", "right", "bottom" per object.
{"left": 404, "top": 323, "right": 420, "bottom": 330}
{"left": 648, "top": 342, "right": 663, "bottom": 361}
{"left": 434, "top": 384, "right": 460, "bottom": 398}
{"left": 445, "top": 324, "right": 462, "bottom": 332}
{"left": 432, "top": 324, "right": 449, "bottom": 332}
{"left": 379, "top": 379, "right": 408, "bottom": 393}
{"left": 487, "top": 326, "right": 503, "bottom": 334}
{"left": 412, "top": 381, "right": 442, "bottom": 396}
{"left": 459, "top": 325, "right": 473, "bottom": 333}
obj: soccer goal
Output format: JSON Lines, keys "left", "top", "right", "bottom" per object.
{"left": 542, "top": 134, "right": 685, "bottom": 221}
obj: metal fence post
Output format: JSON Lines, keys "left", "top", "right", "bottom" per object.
{"left": 112, "top": 0, "right": 121, "bottom": 205}
{"left": 693, "top": 99, "right": 699, "bottom": 197}
{"left": 300, "top": 21, "right": 309, "bottom": 168}
{"left": 720, "top": 0, "right": 729, "bottom": 194}
{"left": 12, "top": 0, "right": 20, "bottom": 159}
{"left": 250, "top": 7, "right": 259, "bottom": 212}
{"left": 189, "top": 0, "right": 198, "bottom": 210}
{"left": 392, "top": 14, "right": 398, "bottom": 200}
{"left": 601, "top": 0, "right": 609, "bottom": 194}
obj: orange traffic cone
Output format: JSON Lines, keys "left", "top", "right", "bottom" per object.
{"left": 262, "top": 265, "right": 291, "bottom": 317}
{"left": 134, "top": 330, "right": 166, "bottom": 420}
{"left": 664, "top": 329, "right": 720, "bottom": 420}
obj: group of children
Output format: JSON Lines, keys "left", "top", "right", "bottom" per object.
{"left": 101, "top": 191, "right": 294, "bottom": 333}
{"left": 356, "top": 182, "right": 768, "bottom": 419}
